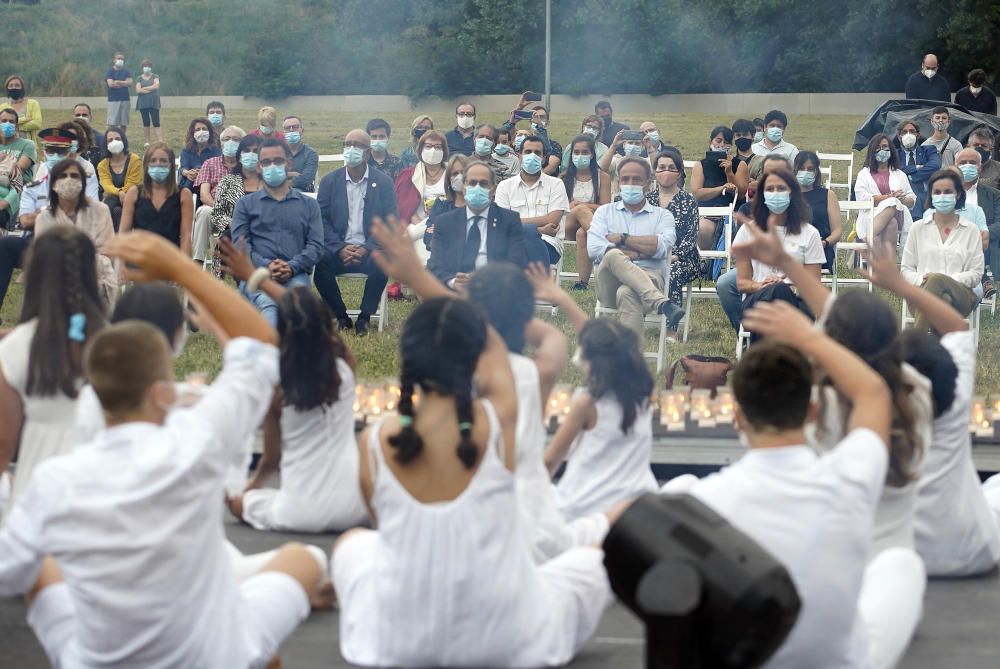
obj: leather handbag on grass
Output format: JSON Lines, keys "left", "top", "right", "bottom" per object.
{"left": 664, "top": 355, "right": 734, "bottom": 396}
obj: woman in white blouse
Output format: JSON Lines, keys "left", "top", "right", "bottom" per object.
{"left": 901, "top": 169, "right": 983, "bottom": 332}
{"left": 854, "top": 133, "right": 916, "bottom": 245}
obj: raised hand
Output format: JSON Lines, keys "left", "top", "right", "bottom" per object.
{"left": 370, "top": 215, "right": 425, "bottom": 285}
{"left": 525, "top": 262, "right": 562, "bottom": 303}
{"left": 731, "top": 220, "right": 789, "bottom": 269}
{"left": 859, "top": 240, "right": 905, "bottom": 292}
{"left": 217, "top": 236, "right": 256, "bottom": 282}
{"left": 105, "top": 230, "right": 191, "bottom": 283}
{"left": 741, "top": 300, "right": 813, "bottom": 345}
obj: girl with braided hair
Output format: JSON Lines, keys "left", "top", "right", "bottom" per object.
{"left": 330, "top": 219, "right": 612, "bottom": 667}
{"left": 0, "top": 226, "right": 106, "bottom": 508}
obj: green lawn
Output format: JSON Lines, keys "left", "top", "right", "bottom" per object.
{"left": 6, "top": 107, "right": 1000, "bottom": 393}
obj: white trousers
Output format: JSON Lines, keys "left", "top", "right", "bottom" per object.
{"left": 857, "top": 547, "right": 926, "bottom": 669}
{"left": 192, "top": 204, "right": 214, "bottom": 262}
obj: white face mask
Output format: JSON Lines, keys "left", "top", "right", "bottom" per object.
{"left": 450, "top": 174, "right": 464, "bottom": 191}
{"left": 971, "top": 85, "right": 983, "bottom": 94}
{"left": 900, "top": 133, "right": 917, "bottom": 149}
{"left": 456, "top": 115, "right": 475, "bottom": 130}
{"left": 421, "top": 147, "right": 444, "bottom": 165}
{"left": 193, "top": 130, "right": 210, "bottom": 144}
{"left": 107, "top": 139, "right": 125, "bottom": 154}
{"left": 923, "top": 68, "right": 937, "bottom": 79}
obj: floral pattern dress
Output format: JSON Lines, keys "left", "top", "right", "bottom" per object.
{"left": 648, "top": 187, "right": 700, "bottom": 306}
{"left": 209, "top": 173, "right": 251, "bottom": 277}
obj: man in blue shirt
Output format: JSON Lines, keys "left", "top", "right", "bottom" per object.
{"left": 445, "top": 102, "right": 476, "bottom": 157}
{"left": 104, "top": 52, "right": 132, "bottom": 131}
{"left": 282, "top": 115, "right": 318, "bottom": 192}
{"left": 587, "top": 157, "right": 682, "bottom": 334}
{"left": 231, "top": 138, "right": 324, "bottom": 326}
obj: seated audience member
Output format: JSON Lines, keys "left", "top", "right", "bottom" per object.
{"left": 495, "top": 135, "right": 570, "bottom": 266}
{"left": 662, "top": 301, "right": 925, "bottom": 669}
{"left": 315, "top": 129, "right": 397, "bottom": 336}
{"left": 0, "top": 148, "right": 51, "bottom": 316}
{"left": 896, "top": 120, "right": 941, "bottom": 219}
{"left": 639, "top": 121, "right": 666, "bottom": 159}
{"left": 953, "top": 149, "right": 998, "bottom": 256}
{"left": 587, "top": 157, "right": 684, "bottom": 333}
{"left": 923, "top": 107, "right": 963, "bottom": 167}
{"left": 395, "top": 130, "right": 449, "bottom": 232}
{"left": 5, "top": 75, "right": 41, "bottom": 142}
{"left": 331, "top": 227, "right": 611, "bottom": 668}
{"left": 231, "top": 138, "right": 324, "bottom": 326}
{"left": 471, "top": 123, "right": 499, "bottom": 167}
{"left": 249, "top": 106, "right": 284, "bottom": 141}
{"left": 35, "top": 158, "right": 117, "bottom": 303}
{"left": 56, "top": 121, "right": 99, "bottom": 202}
{"left": 121, "top": 142, "right": 194, "bottom": 257}
{"left": 0, "top": 230, "right": 326, "bottom": 669}
{"left": 529, "top": 106, "right": 562, "bottom": 175}
{"left": 192, "top": 125, "right": 246, "bottom": 263}
{"left": 752, "top": 117, "right": 765, "bottom": 143}
{"left": 222, "top": 274, "right": 367, "bottom": 533}
{"left": 0, "top": 134, "right": 21, "bottom": 231}
{"left": 691, "top": 125, "right": 743, "bottom": 249}
{"left": 954, "top": 68, "right": 996, "bottom": 115}
{"left": 860, "top": 244, "right": 1000, "bottom": 576}
{"left": 855, "top": 133, "right": 916, "bottom": 244}
{"left": 726, "top": 168, "right": 825, "bottom": 338}
{"left": 902, "top": 169, "right": 984, "bottom": 330}
{"left": 750, "top": 109, "right": 799, "bottom": 165}
{"left": 97, "top": 126, "right": 142, "bottom": 231}
{"left": 282, "top": 115, "right": 318, "bottom": 192}
{"left": 428, "top": 161, "right": 527, "bottom": 289}
{"left": 561, "top": 116, "right": 609, "bottom": 171}
{"left": 0, "top": 227, "right": 106, "bottom": 504}
{"left": 446, "top": 102, "right": 477, "bottom": 156}
{"left": 424, "top": 154, "right": 470, "bottom": 250}
{"left": 794, "top": 151, "right": 842, "bottom": 270}
{"left": 736, "top": 227, "right": 931, "bottom": 559}
{"left": 968, "top": 126, "right": 1000, "bottom": 189}
{"left": 178, "top": 118, "right": 221, "bottom": 191}
{"left": 366, "top": 118, "right": 402, "bottom": 180}
{"left": 563, "top": 134, "right": 611, "bottom": 289}
{"left": 595, "top": 99, "right": 628, "bottom": 146}
{"left": 72, "top": 103, "right": 106, "bottom": 154}
{"left": 206, "top": 100, "right": 226, "bottom": 131}
{"left": 399, "top": 115, "right": 433, "bottom": 169}
{"left": 649, "top": 148, "right": 701, "bottom": 317}
{"left": 905, "top": 53, "right": 951, "bottom": 102}
{"left": 929, "top": 166, "right": 989, "bottom": 253}
{"left": 490, "top": 127, "right": 520, "bottom": 181}
{"left": 597, "top": 130, "right": 645, "bottom": 200}
{"left": 547, "top": 318, "right": 657, "bottom": 521}
{"left": 72, "top": 119, "right": 104, "bottom": 175}
{"left": 208, "top": 135, "right": 263, "bottom": 276}
{"left": 731, "top": 118, "right": 757, "bottom": 177}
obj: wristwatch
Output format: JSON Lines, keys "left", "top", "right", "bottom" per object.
{"left": 618, "top": 232, "right": 630, "bottom": 247}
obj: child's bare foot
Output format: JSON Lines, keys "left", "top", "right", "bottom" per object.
{"left": 310, "top": 579, "right": 337, "bottom": 611}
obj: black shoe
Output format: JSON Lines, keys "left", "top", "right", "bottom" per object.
{"left": 336, "top": 316, "right": 353, "bottom": 332}
{"left": 985, "top": 280, "right": 996, "bottom": 300}
{"left": 659, "top": 302, "right": 686, "bottom": 330}
{"left": 572, "top": 281, "right": 589, "bottom": 291}
{"left": 355, "top": 317, "right": 370, "bottom": 337}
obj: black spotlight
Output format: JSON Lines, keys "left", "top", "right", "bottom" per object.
{"left": 603, "top": 493, "right": 801, "bottom": 669}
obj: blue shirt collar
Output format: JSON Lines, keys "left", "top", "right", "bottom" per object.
{"left": 613, "top": 199, "right": 654, "bottom": 215}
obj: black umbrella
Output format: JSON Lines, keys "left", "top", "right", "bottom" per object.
{"left": 853, "top": 99, "right": 1000, "bottom": 150}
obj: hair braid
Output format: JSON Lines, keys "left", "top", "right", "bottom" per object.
{"left": 454, "top": 376, "right": 478, "bottom": 469}
{"left": 388, "top": 374, "right": 423, "bottom": 464}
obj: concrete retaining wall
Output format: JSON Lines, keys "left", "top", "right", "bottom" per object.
{"left": 39, "top": 92, "right": 900, "bottom": 116}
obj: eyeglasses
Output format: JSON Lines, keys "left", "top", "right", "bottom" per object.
{"left": 466, "top": 178, "right": 492, "bottom": 187}
{"left": 283, "top": 123, "right": 302, "bottom": 132}
{"left": 343, "top": 141, "right": 368, "bottom": 149}
{"left": 422, "top": 143, "right": 444, "bottom": 150}
{"left": 655, "top": 167, "right": 680, "bottom": 173}
{"left": 457, "top": 112, "right": 475, "bottom": 118}
{"left": 259, "top": 158, "right": 287, "bottom": 167}
{"left": 74, "top": 114, "right": 89, "bottom": 120}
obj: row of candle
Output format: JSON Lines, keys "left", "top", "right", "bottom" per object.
{"left": 969, "top": 397, "right": 1000, "bottom": 438}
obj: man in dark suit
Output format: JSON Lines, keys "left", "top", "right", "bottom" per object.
{"left": 314, "top": 129, "right": 397, "bottom": 336}
{"left": 428, "top": 161, "right": 528, "bottom": 290}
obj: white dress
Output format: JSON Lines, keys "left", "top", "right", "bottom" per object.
{"left": 332, "top": 400, "right": 611, "bottom": 668}
{"left": 242, "top": 359, "right": 368, "bottom": 533}
{"left": 0, "top": 320, "right": 80, "bottom": 508}
{"left": 572, "top": 178, "right": 595, "bottom": 204}
{"left": 555, "top": 391, "right": 657, "bottom": 521}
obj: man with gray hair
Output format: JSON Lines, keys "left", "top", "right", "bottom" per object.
{"left": 193, "top": 125, "right": 247, "bottom": 264}
{"left": 427, "top": 161, "right": 528, "bottom": 290}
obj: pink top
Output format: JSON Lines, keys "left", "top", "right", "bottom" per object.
{"left": 872, "top": 169, "right": 891, "bottom": 195}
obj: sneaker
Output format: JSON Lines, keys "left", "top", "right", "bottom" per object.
{"left": 985, "top": 279, "right": 996, "bottom": 300}
{"left": 336, "top": 316, "right": 353, "bottom": 332}
{"left": 572, "top": 281, "right": 589, "bottom": 291}
{"left": 387, "top": 282, "right": 403, "bottom": 300}
{"left": 659, "top": 302, "right": 686, "bottom": 330}
{"left": 355, "top": 317, "right": 370, "bottom": 337}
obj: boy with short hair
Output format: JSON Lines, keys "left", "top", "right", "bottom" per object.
{"left": 0, "top": 231, "right": 325, "bottom": 668}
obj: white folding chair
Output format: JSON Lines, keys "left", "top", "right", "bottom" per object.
{"left": 735, "top": 323, "right": 752, "bottom": 360}
{"left": 680, "top": 203, "right": 736, "bottom": 342}
{"left": 558, "top": 238, "right": 580, "bottom": 283}
{"left": 817, "top": 152, "right": 855, "bottom": 196}
{"left": 825, "top": 200, "right": 876, "bottom": 294}
{"left": 595, "top": 298, "right": 669, "bottom": 373}
{"left": 336, "top": 273, "right": 389, "bottom": 332}
{"left": 902, "top": 299, "right": 981, "bottom": 345}
{"left": 535, "top": 254, "right": 562, "bottom": 316}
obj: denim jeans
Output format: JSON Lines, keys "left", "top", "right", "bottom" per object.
{"left": 716, "top": 268, "right": 743, "bottom": 331}
{"left": 241, "top": 272, "right": 312, "bottom": 327}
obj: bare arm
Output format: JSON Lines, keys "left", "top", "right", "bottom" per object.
{"left": 733, "top": 160, "right": 750, "bottom": 197}
{"left": 523, "top": 319, "right": 568, "bottom": 409}
{"left": 826, "top": 190, "right": 843, "bottom": 245}
{"left": 244, "top": 396, "right": 282, "bottom": 491}
{"left": 356, "top": 427, "right": 378, "bottom": 526}
{"left": 119, "top": 187, "right": 137, "bottom": 234}
{"left": 475, "top": 328, "right": 519, "bottom": 472}
{"left": 544, "top": 394, "right": 595, "bottom": 476}
{"left": 199, "top": 182, "right": 215, "bottom": 208}
{"left": 217, "top": 236, "right": 286, "bottom": 303}
{"left": 526, "top": 262, "right": 589, "bottom": 332}
{"left": 179, "top": 188, "right": 193, "bottom": 258}
{"left": 0, "top": 370, "right": 23, "bottom": 479}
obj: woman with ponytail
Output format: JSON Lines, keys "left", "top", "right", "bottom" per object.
{"left": 330, "top": 215, "right": 612, "bottom": 668}
{"left": 0, "top": 226, "right": 106, "bottom": 506}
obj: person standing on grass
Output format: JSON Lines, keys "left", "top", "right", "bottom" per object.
{"left": 120, "top": 143, "right": 194, "bottom": 258}
{"left": 104, "top": 52, "right": 132, "bottom": 132}
{"left": 135, "top": 59, "right": 162, "bottom": 147}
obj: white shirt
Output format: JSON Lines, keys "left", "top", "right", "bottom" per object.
{"left": 495, "top": 172, "right": 570, "bottom": 254}
{"left": 901, "top": 213, "right": 984, "bottom": 288}
{"left": 345, "top": 165, "right": 369, "bottom": 245}
{"left": 733, "top": 223, "right": 825, "bottom": 283}
{"left": 662, "top": 429, "right": 888, "bottom": 669}
{"left": 915, "top": 331, "right": 1000, "bottom": 576}
{"left": 77, "top": 156, "right": 99, "bottom": 202}
{"left": 19, "top": 162, "right": 49, "bottom": 218}
{"left": 965, "top": 182, "right": 979, "bottom": 210}
{"left": 0, "top": 338, "right": 280, "bottom": 668}
{"left": 751, "top": 138, "right": 800, "bottom": 163}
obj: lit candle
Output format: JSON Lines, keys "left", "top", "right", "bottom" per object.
{"left": 714, "top": 387, "right": 735, "bottom": 423}
{"left": 659, "top": 388, "right": 688, "bottom": 430}
{"left": 971, "top": 396, "right": 992, "bottom": 437}
{"left": 691, "top": 388, "right": 715, "bottom": 428}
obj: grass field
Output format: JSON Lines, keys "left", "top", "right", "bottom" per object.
{"left": 6, "top": 106, "right": 1000, "bottom": 393}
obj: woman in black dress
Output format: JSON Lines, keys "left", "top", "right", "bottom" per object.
{"left": 794, "top": 151, "right": 842, "bottom": 271}
{"left": 120, "top": 141, "right": 193, "bottom": 256}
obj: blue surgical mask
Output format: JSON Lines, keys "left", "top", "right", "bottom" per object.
{"left": 766, "top": 127, "right": 784, "bottom": 143}
{"left": 763, "top": 191, "right": 791, "bottom": 213}
{"left": 514, "top": 136, "right": 526, "bottom": 151}
{"left": 147, "top": 165, "right": 171, "bottom": 183}
{"left": 796, "top": 170, "right": 816, "bottom": 186}
{"left": 343, "top": 146, "right": 365, "bottom": 168}
{"left": 465, "top": 184, "right": 491, "bottom": 210}
{"left": 240, "top": 153, "right": 259, "bottom": 170}
{"left": 753, "top": 131, "right": 764, "bottom": 142}
{"left": 143, "top": 66, "right": 152, "bottom": 75}
{"left": 875, "top": 149, "right": 891, "bottom": 163}
{"left": 45, "top": 152, "right": 63, "bottom": 169}
{"left": 208, "top": 113, "right": 224, "bottom": 126}
{"left": 494, "top": 144, "right": 511, "bottom": 156}
{"left": 222, "top": 140, "right": 239, "bottom": 158}
{"left": 646, "top": 131, "right": 661, "bottom": 144}
{"left": 521, "top": 152, "right": 542, "bottom": 175}
{"left": 370, "top": 139, "right": 388, "bottom": 153}
{"left": 623, "top": 143, "right": 643, "bottom": 157}
{"left": 70, "top": 140, "right": 79, "bottom": 154}
{"left": 572, "top": 154, "right": 591, "bottom": 169}
{"left": 262, "top": 164, "right": 287, "bottom": 187}
{"left": 620, "top": 184, "right": 646, "bottom": 205}
{"left": 285, "top": 131, "right": 301, "bottom": 145}
{"left": 959, "top": 164, "right": 980, "bottom": 182}
{"left": 475, "top": 137, "right": 493, "bottom": 156}
{"left": 259, "top": 125, "right": 273, "bottom": 135}
{"left": 531, "top": 122, "right": 546, "bottom": 133}
{"left": 932, "top": 193, "right": 957, "bottom": 214}
{"left": 0, "top": 121, "right": 15, "bottom": 139}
